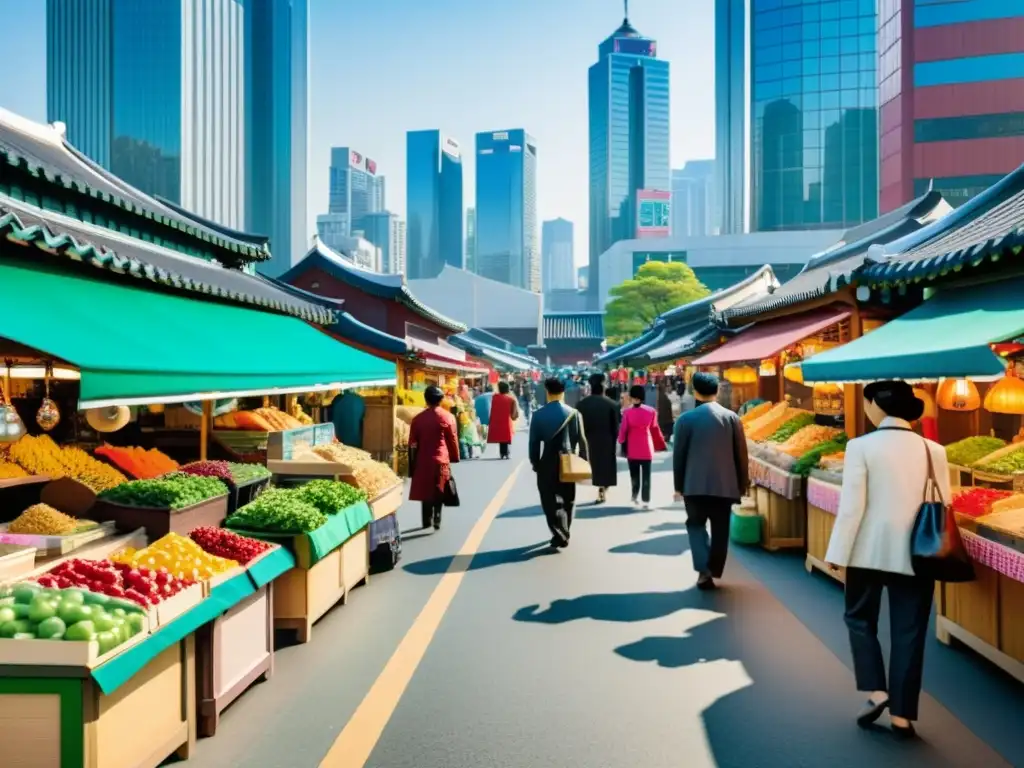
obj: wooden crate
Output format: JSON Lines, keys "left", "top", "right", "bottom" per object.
{"left": 760, "top": 489, "right": 806, "bottom": 552}
{"left": 938, "top": 564, "right": 1000, "bottom": 647}
{"left": 196, "top": 583, "right": 274, "bottom": 737}
{"left": 90, "top": 495, "right": 229, "bottom": 540}
{"left": 0, "top": 635, "right": 195, "bottom": 768}
{"left": 273, "top": 547, "right": 345, "bottom": 644}
{"left": 999, "top": 574, "right": 1024, "bottom": 666}
{"left": 804, "top": 503, "right": 843, "bottom": 583}
{"left": 369, "top": 482, "right": 403, "bottom": 521}
{"left": 340, "top": 529, "right": 370, "bottom": 593}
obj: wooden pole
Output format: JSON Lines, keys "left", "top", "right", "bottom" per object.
{"left": 200, "top": 400, "right": 213, "bottom": 461}
{"left": 844, "top": 307, "right": 864, "bottom": 437}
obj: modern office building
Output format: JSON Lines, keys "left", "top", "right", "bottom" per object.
{"left": 578, "top": 266, "right": 590, "bottom": 291}
{"left": 749, "top": 0, "right": 878, "bottom": 232}
{"left": 465, "top": 207, "right": 477, "bottom": 273}
{"left": 475, "top": 129, "right": 539, "bottom": 292}
{"left": 715, "top": 0, "right": 749, "bottom": 234}
{"left": 47, "top": 0, "right": 247, "bottom": 230}
{"left": 406, "top": 130, "right": 464, "bottom": 279}
{"left": 542, "top": 218, "right": 576, "bottom": 293}
{"left": 672, "top": 161, "right": 716, "bottom": 237}
{"left": 316, "top": 213, "right": 348, "bottom": 253}
{"left": 328, "top": 147, "right": 384, "bottom": 232}
{"left": 879, "top": 2, "right": 1024, "bottom": 212}
{"left": 246, "top": 0, "right": 308, "bottom": 275}
{"left": 588, "top": 7, "right": 670, "bottom": 299}
{"left": 354, "top": 211, "right": 405, "bottom": 274}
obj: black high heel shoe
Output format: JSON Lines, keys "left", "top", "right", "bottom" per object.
{"left": 891, "top": 722, "right": 917, "bottom": 739}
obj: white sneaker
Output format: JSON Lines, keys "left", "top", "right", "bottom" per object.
{"left": 642, "top": 502, "right": 650, "bottom": 510}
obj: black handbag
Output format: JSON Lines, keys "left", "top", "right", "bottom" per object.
{"left": 911, "top": 438, "right": 975, "bottom": 583}
{"left": 442, "top": 474, "right": 460, "bottom": 507}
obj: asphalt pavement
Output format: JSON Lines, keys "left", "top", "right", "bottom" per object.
{"left": 183, "top": 431, "right": 1024, "bottom": 768}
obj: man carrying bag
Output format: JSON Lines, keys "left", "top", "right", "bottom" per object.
{"left": 529, "top": 377, "right": 590, "bottom": 550}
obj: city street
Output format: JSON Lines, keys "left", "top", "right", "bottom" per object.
{"left": 186, "top": 432, "right": 1024, "bottom": 768}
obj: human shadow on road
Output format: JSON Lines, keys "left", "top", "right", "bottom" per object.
{"left": 575, "top": 505, "right": 649, "bottom": 520}
{"left": 498, "top": 505, "right": 544, "bottom": 519}
{"left": 513, "top": 589, "right": 693, "bottom": 625}
{"left": 610, "top": 533, "right": 690, "bottom": 557}
{"left": 645, "top": 522, "right": 688, "bottom": 533}
{"left": 403, "top": 543, "right": 554, "bottom": 576}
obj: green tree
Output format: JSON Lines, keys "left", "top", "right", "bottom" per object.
{"left": 603, "top": 261, "right": 711, "bottom": 345}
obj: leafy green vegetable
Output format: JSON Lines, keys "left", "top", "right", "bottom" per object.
{"left": 975, "top": 446, "right": 1024, "bottom": 475}
{"left": 225, "top": 488, "right": 327, "bottom": 533}
{"left": 228, "top": 462, "right": 272, "bottom": 485}
{"left": 792, "top": 434, "right": 848, "bottom": 477}
{"left": 295, "top": 480, "right": 366, "bottom": 515}
{"left": 945, "top": 436, "right": 1006, "bottom": 467}
{"left": 768, "top": 413, "right": 815, "bottom": 443}
{"left": 98, "top": 473, "right": 227, "bottom": 509}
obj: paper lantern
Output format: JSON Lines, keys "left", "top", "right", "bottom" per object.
{"left": 723, "top": 366, "right": 757, "bottom": 385}
{"left": 936, "top": 378, "right": 980, "bottom": 412}
{"left": 758, "top": 361, "right": 777, "bottom": 377}
{"left": 784, "top": 363, "right": 804, "bottom": 385}
{"left": 983, "top": 371, "right": 1024, "bottom": 414}
{"left": 812, "top": 382, "right": 844, "bottom": 415}
{"left": 912, "top": 388, "right": 936, "bottom": 420}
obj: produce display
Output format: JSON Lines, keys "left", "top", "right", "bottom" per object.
{"left": 738, "top": 399, "right": 768, "bottom": 418}
{"left": 945, "top": 436, "right": 1007, "bottom": 467}
{"left": 7, "top": 503, "right": 83, "bottom": 536}
{"left": 35, "top": 558, "right": 194, "bottom": 608}
{"left": 179, "top": 459, "right": 234, "bottom": 484}
{"left": 225, "top": 489, "right": 328, "bottom": 533}
{"left": 777, "top": 425, "right": 843, "bottom": 457}
{"left": 975, "top": 445, "right": 1024, "bottom": 475}
{"left": 767, "top": 413, "right": 816, "bottom": 443}
{"left": 189, "top": 526, "right": 272, "bottom": 565}
{"left": 819, "top": 452, "right": 845, "bottom": 473}
{"left": 0, "top": 582, "right": 146, "bottom": 650}
{"left": 951, "top": 488, "right": 1014, "bottom": 519}
{"left": 394, "top": 418, "right": 411, "bottom": 448}
{"left": 295, "top": 479, "right": 367, "bottom": 514}
{"left": 97, "top": 473, "right": 227, "bottom": 509}
{"left": 311, "top": 443, "right": 373, "bottom": 464}
{"left": 94, "top": 445, "right": 179, "bottom": 479}
{"left": 228, "top": 462, "right": 272, "bottom": 485}
{"left": 744, "top": 404, "right": 797, "bottom": 441}
{"left": 290, "top": 403, "right": 314, "bottom": 426}
{"left": 111, "top": 532, "right": 238, "bottom": 581}
{"left": 792, "top": 433, "right": 849, "bottom": 477}
{"left": 9, "top": 435, "right": 126, "bottom": 492}
{"left": 0, "top": 461, "right": 28, "bottom": 479}
{"left": 215, "top": 407, "right": 304, "bottom": 432}
{"left": 397, "top": 388, "right": 426, "bottom": 408}
{"left": 309, "top": 443, "right": 400, "bottom": 497}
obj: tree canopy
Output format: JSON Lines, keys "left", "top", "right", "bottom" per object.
{"left": 603, "top": 261, "right": 711, "bottom": 345}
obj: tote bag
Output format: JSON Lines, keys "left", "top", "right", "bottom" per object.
{"left": 554, "top": 410, "right": 592, "bottom": 483}
{"left": 911, "top": 439, "right": 975, "bottom": 583}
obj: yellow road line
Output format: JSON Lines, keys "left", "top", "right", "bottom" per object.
{"left": 319, "top": 462, "right": 524, "bottom": 768}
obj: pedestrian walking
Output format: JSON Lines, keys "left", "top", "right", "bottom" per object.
{"left": 618, "top": 384, "right": 667, "bottom": 508}
{"left": 487, "top": 381, "right": 519, "bottom": 459}
{"left": 474, "top": 387, "right": 493, "bottom": 449}
{"left": 408, "top": 386, "right": 460, "bottom": 531}
{"left": 518, "top": 385, "right": 532, "bottom": 425}
{"left": 529, "top": 377, "right": 583, "bottom": 549}
{"left": 672, "top": 372, "right": 748, "bottom": 590}
{"left": 825, "top": 380, "right": 952, "bottom": 739}
{"left": 656, "top": 381, "right": 675, "bottom": 443}
{"left": 452, "top": 405, "right": 482, "bottom": 459}
{"left": 576, "top": 372, "right": 620, "bottom": 504}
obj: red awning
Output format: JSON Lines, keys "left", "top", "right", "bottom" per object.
{"left": 692, "top": 307, "right": 851, "bottom": 366}
{"left": 417, "top": 352, "right": 489, "bottom": 375}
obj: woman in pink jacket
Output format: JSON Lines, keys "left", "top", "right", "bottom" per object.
{"left": 618, "top": 384, "right": 668, "bottom": 508}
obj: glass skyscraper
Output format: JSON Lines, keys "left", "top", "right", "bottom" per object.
{"left": 465, "top": 207, "right": 477, "bottom": 273}
{"left": 750, "top": 0, "right": 879, "bottom": 231}
{"left": 47, "top": 0, "right": 247, "bottom": 230}
{"left": 328, "top": 147, "right": 384, "bottom": 231}
{"left": 715, "top": 0, "right": 748, "bottom": 234}
{"left": 672, "top": 161, "right": 715, "bottom": 236}
{"left": 587, "top": 10, "right": 670, "bottom": 298}
{"left": 406, "top": 130, "right": 463, "bottom": 279}
{"left": 246, "top": 0, "right": 308, "bottom": 276}
{"left": 542, "top": 218, "right": 576, "bottom": 293}
{"left": 475, "top": 129, "right": 539, "bottom": 292}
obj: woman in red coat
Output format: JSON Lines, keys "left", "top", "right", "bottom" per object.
{"left": 487, "top": 380, "right": 520, "bottom": 459}
{"left": 409, "top": 386, "right": 460, "bottom": 531}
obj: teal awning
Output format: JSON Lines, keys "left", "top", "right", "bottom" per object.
{"left": 802, "top": 278, "right": 1024, "bottom": 383}
{"left": 0, "top": 262, "right": 396, "bottom": 406}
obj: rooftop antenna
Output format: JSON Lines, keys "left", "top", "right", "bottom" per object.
{"left": 624, "top": 0, "right": 629, "bottom": 22}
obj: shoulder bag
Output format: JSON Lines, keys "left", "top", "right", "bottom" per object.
{"left": 553, "top": 410, "right": 592, "bottom": 483}
{"left": 911, "top": 438, "right": 975, "bottom": 583}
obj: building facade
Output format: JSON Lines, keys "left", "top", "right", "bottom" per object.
{"left": 465, "top": 207, "right": 476, "bottom": 273}
{"left": 715, "top": 0, "right": 748, "bottom": 234}
{"left": 328, "top": 147, "right": 383, "bottom": 232}
{"left": 406, "top": 129, "right": 463, "bottom": 279}
{"left": 542, "top": 218, "right": 576, "bottom": 294}
{"left": 475, "top": 129, "right": 539, "bottom": 292}
{"left": 47, "top": 0, "right": 247, "bottom": 230}
{"left": 354, "top": 211, "right": 405, "bottom": 274}
{"left": 750, "top": 0, "right": 879, "bottom": 232}
{"left": 672, "top": 161, "right": 715, "bottom": 237}
{"left": 588, "top": 10, "right": 670, "bottom": 299}
{"left": 246, "top": 0, "right": 308, "bottom": 276}
{"left": 879, "top": 1, "right": 1024, "bottom": 212}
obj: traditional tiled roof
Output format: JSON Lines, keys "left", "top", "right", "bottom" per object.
{"left": 461, "top": 327, "right": 531, "bottom": 356}
{"left": 720, "top": 190, "right": 950, "bottom": 325}
{"left": 543, "top": 312, "right": 605, "bottom": 341}
{"left": 0, "top": 193, "right": 332, "bottom": 324}
{"left": 449, "top": 331, "right": 539, "bottom": 372}
{"left": 282, "top": 240, "right": 468, "bottom": 333}
{"left": 332, "top": 312, "right": 408, "bottom": 356}
{"left": 861, "top": 162, "right": 1024, "bottom": 286}
{"left": 642, "top": 324, "right": 732, "bottom": 365}
{"left": 0, "top": 109, "right": 269, "bottom": 264}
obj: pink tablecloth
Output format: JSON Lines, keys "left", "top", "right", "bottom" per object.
{"left": 807, "top": 476, "right": 841, "bottom": 515}
{"left": 749, "top": 457, "right": 802, "bottom": 500}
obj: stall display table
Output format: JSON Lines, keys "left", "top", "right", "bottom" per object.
{"left": 749, "top": 457, "right": 806, "bottom": 551}
{"left": 368, "top": 483, "right": 403, "bottom": 574}
{"left": 805, "top": 474, "right": 844, "bottom": 583}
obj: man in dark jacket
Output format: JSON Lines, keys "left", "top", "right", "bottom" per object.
{"left": 529, "top": 378, "right": 582, "bottom": 550}
{"left": 673, "top": 372, "right": 749, "bottom": 590}
{"left": 576, "top": 372, "right": 620, "bottom": 504}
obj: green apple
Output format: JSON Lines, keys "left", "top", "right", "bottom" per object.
{"left": 36, "top": 617, "right": 66, "bottom": 639}
{"left": 60, "top": 589, "right": 86, "bottom": 606}
{"left": 96, "top": 631, "right": 118, "bottom": 655}
{"left": 58, "top": 603, "right": 93, "bottom": 626}
{"left": 28, "top": 597, "right": 58, "bottom": 623}
{"left": 64, "top": 620, "right": 96, "bottom": 642}
{"left": 0, "top": 606, "right": 15, "bottom": 625}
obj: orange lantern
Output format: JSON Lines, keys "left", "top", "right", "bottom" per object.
{"left": 784, "top": 363, "right": 804, "bottom": 385}
{"left": 723, "top": 366, "right": 757, "bottom": 385}
{"left": 983, "top": 370, "right": 1024, "bottom": 414}
{"left": 936, "top": 378, "right": 981, "bottom": 412}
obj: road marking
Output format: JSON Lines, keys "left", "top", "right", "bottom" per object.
{"left": 319, "top": 462, "right": 524, "bottom": 768}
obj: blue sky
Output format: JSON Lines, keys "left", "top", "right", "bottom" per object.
{"left": 0, "top": 0, "right": 714, "bottom": 264}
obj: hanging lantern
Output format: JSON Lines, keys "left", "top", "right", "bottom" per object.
{"left": 758, "top": 360, "right": 777, "bottom": 377}
{"left": 0, "top": 362, "right": 25, "bottom": 443}
{"left": 784, "top": 363, "right": 804, "bottom": 385}
{"left": 936, "top": 378, "right": 981, "bottom": 412}
{"left": 983, "top": 370, "right": 1024, "bottom": 415}
{"left": 35, "top": 363, "right": 61, "bottom": 432}
{"left": 723, "top": 366, "right": 757, "bottom": 385}
{"left": 812, "top": 382, "right": 844, "bottom": 415}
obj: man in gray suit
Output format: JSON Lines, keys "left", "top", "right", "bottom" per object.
{"left": 672, "top": 372, "right": 749, "bottom": 590}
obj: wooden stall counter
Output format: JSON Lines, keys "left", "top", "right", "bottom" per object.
{"left": 805, "top": 473, "right": 844, "bottom": 583}
{"left": 749, "top": 457, "right": 806, "bottom": 551}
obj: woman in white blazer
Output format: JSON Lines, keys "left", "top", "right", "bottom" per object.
{"left": 826, "top": 380, "right": 951, "bottom": 739}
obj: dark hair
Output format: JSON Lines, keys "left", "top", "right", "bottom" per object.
{"left": 498, "top": 381, "right": 510, "bottom": 394}
{"left": 424, "top": 386, "right": 444, "bottom": 407}
{"left": 589, "top": 372, "right": 606, "bottom": 394}
{"left": 607, "top": 386, "right": 620, "bottom": 402}
{"left": 544, "top": 377, "right": 565, "bottom": 395}
{"left": 864, "top": 380, "right": 924, "bottom": 422}
{"left": 629, "top": 384, "right": 645, "bottom": 402}
{"left": 692, "top": 371, "right": 720, "bottom": 397}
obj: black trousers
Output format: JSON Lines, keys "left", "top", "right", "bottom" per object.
{"left": 627, "top": 459, "right": 652, "bottom": 502}
{"left": 684, "top": 495, "right": 733, "bottom": 578}
{"left": 421, "top": 501, "right": 442, "bottom": 529}
{"left": 499, "top": 442, "right": 510, "bottom": 459}
{"left": 538, "top": 477, "right": 575, "bottom": 545}
{"left": 844, "top": 567, "right": 934, "bottom": 720}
